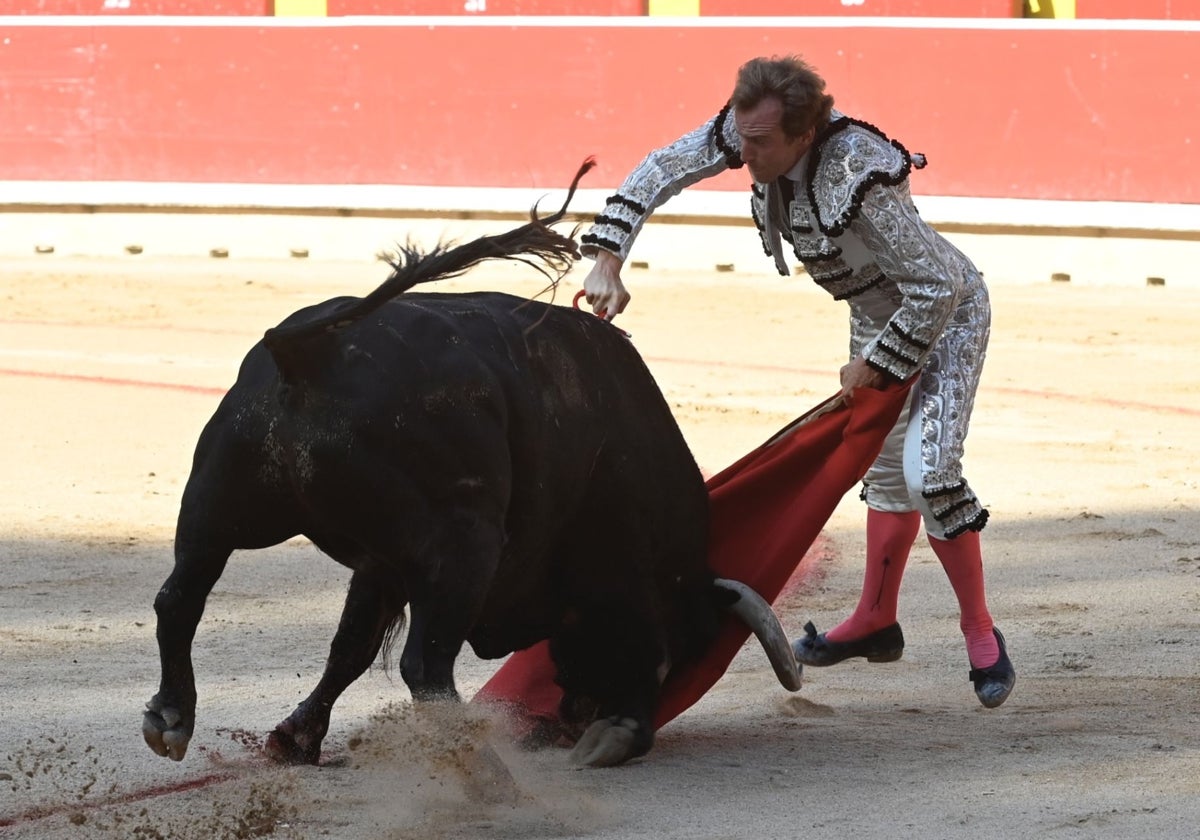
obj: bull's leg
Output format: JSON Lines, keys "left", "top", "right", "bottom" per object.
{"left": 553, "top": 609, "right": 664, "bottom": 767}
{"left": 265, "top": 568, "right": 405, "bottom": 765}
{"left": 143, "top": 428, "right": 304, "bottom": 762}
{"left": 392, "top": 513, "right": 524, "bottom": 802}
{"left": 399, "top": 513, "right": 503, "bottom": 702}
{"left": 143, "top": 539, "right": 233, "bottom": 762}
{"left": 401, "top": 605, "right": 465, "bottom": 701}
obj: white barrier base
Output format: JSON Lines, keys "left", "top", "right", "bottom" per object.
{"left": 2, "top": 184, "right": 1197, "bottom": 288}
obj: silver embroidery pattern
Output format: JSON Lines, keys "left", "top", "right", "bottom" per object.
{"left": 789, "top": 202, "right": 843, "bottom": 262}
{"left": 852, "top": 182, "right": 972, "bottom": 381}
{"left": 786, "top": 188, "right": 888, "bottom": 299}
{"left": 580, "top": 112, "right": 737, "bottom": 262}
{"left": 579, "top": 109, "right": 991, "bottom": 534}
{"left": 913, "top": 285, "right": 991, "bottom": 537}
{"left": 810, "top": 121, "right": 909, "bottom": 236}
{"left": 849, "top": 182, "right": 991, "bottom": 535}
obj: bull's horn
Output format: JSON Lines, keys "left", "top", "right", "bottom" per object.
{"left": 714, "top": 578, "right": 803, "bottom": 692}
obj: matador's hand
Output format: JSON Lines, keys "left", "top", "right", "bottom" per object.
{"left": 582, "top": 250, "right": 631, "bottom": 322}
{"left": 840, "top": 356, "right": 886, "bottom": 401}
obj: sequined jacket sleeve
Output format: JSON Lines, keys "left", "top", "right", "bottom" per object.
{"left": 580, "top": 104, "right": 743, "bottom": 261}
{"left": 850, "top": 180, "right": 969, "bottom": 381}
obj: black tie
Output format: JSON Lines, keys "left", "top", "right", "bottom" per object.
{"left": 775, "top": 177, "right": 795, "bottom": 230}
{"left": 777, "top": 176, "right": 795, "bottom": 208}
{"left": 777, "top": 175, "right": 796, "bottom": 210}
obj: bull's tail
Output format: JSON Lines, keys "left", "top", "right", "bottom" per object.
{"left": 262, "top": 157, "right": 595, "bottom": 381}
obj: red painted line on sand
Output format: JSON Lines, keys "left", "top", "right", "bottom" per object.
{"left": 0, "top": 771, "right": 236, "bottom": 828}
{"left": 646, "top": 356, "right": 1200, "bottom": 417}
{"left": 985, "top": 385, "right": 1200, "bottom": 418}
{"left": 0, "top": 317, "right": 251, "bottom": 337}
{"left": 3, "top": 352, "right": 1197, "bottom": 418}
{"left": 0, "top": 367, "right": 227, "bottom": 396}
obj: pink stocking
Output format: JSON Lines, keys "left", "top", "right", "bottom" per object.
{"left": 928, "top": 529, "right": 1000, "bottom": 668}
{"left": 826, "top": 509, "right": 921, "bottom": 643}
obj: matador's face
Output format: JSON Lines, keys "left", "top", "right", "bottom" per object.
{"left": 733, "top": 96, "right": 816, "bottom": 184}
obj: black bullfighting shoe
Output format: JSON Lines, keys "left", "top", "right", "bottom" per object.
{"left": 969, "top": 628, "right": 1016, "bottom": 708}
{"left": 791, "top": 620, "right": 905, "bottom": 667}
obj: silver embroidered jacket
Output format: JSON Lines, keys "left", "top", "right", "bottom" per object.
{"left": 581, "top": 106, "right": 991, "bottom": 536}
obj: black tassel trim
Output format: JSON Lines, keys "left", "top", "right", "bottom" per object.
{"left": 864, "top": 357, "right": 905, "bottom": 382}
{"left": 813, "top": 267, "right": 854, "bottom": 288}
{"left": 804, "top": 116, "right": 916, "bottom": 238}
{"left": 795, "top": 243, "right": 843, "bottom": 261}
{"left": 932, "top": 496, "right": 977, "bottom": 521}
{"left": 751, "top": 182, "right": 764, "bottom": 199}
{"left": 944, "top": 508, "right": 989, "bottom": 538}
{"left": 875, "top": 342, "right": 921, "bottom": 367}
{"left": 592, "top": 213, "right": 633, "bottom": 234}
{"left": 607, "top": 194, "right": 646, "bottom": 216}
{"left": 832, "top": 273, "right": 886, "bottom": 301}
{"left": 886, "top": 320, "right": 932, "bottom": 351}
{"left": 581, "top": 232, "right": 622, "bottom": 252}
{"left": 923, "top": 481, "right": 967, "bottom": 500}
{"left": 750, "top": 199, "right": 763, "bottom": 228}
{"left": 713, "top": 103, "right": 745, "bottom": 170}
{"left": 750, "top": 201, "right": 773, "bottom": 258}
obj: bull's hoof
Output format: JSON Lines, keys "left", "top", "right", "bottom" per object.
{"left": 265, "top": 723, "right": 321, "bottom": 765}
{"left": 142, "top": 699, "right": 191, "bottom": 761}
{"left": 568, "top": 717, "right": 648, "bottom": 768}
{"left": 516, "top": 718, "right": 578, "bottom": 751}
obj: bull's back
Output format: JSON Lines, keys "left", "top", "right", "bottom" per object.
{"left": 383, "top": 292, "right": 705, "bottom": 533}
{"left": 241, "top": 290, "right": 706, "bottom": 571}
{"left": 265, "top": 290, "right": 698, "bottom": 489}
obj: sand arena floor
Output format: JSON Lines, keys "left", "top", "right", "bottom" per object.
{"left": 1, "top": 235, "right": 1199, "bottom": 838}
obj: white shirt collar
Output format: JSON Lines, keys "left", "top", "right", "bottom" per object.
{"left": 784, "top": 151, "right": 809, "bottom": 183}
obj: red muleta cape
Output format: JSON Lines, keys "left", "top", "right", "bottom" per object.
{"left": 474, "top": 381, "right": 913, "bottom": 732}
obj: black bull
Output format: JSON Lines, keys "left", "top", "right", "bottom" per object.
{"left": 142, "top": 162, "right": 800, "bottom": 768}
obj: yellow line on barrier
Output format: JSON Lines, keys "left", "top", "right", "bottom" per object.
{"left": 648, "top": 0, "right": 700, "bottom": 16}
{"left": 1025, "top": 0, "right": 1076, "bottom": 18}
{"left": 272, "top": 0, "right": 328, "bottom": 17}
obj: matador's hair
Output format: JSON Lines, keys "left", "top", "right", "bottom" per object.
{"left": 730, "top": 55, "right": 835, "bottom": 139}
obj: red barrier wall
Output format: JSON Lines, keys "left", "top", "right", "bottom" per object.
{"left": 0, "top": 21, "right": 1194, "bottom": 204}
{"left": 0, "top": 0, "right": 1022, "bottom": 14}
{"left": 700, "top": 1, "right": 1019, "bottom": 16}
{"left": 0, "top": 1, "right": 267, "bottom": 12}
{"left": 330, "top": 1, "right": 643, "bottom": 12}
{"left": 1076, "top": 1, "right": 1200, "bottom": 19}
